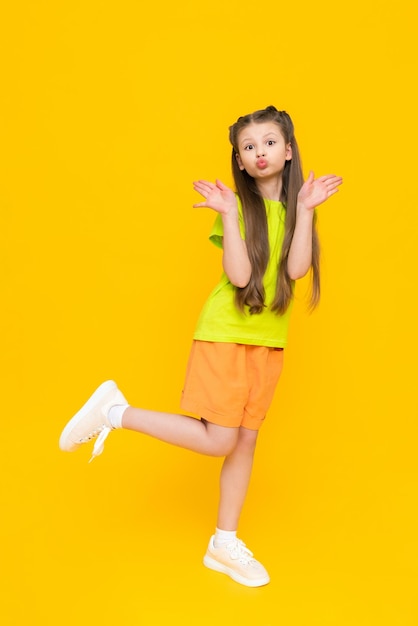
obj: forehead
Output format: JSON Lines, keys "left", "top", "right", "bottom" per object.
{"left": 237, "top": 121, "right": 283, "bottom": 144}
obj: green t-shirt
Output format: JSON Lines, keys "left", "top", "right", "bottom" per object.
{"left": 193, "top": 197, "right": 294, "bottom": 348}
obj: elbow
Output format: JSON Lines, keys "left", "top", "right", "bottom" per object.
{"left": 231, "top": 277, "right": 251, "bottom": 289}
{"left": 287, "top": 264, "right": 310, "bottom": 281}
{"left": 288, "top": 270, "right": 307, "bottom": 281}
{"left": 224, "top": 263, "right": 252, "bottom": 288}
{"left": 227, "top": 269, "right": 251, "bottom": 288}
{"left": 229, "top": 270, "right": 251, "bottom": 288}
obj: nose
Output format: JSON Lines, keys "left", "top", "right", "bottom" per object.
{"left": 256, "top": 147, "right": 266, "bottom": 157}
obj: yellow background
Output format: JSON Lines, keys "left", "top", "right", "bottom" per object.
{"left": 1, "top": 1, "right": 417, "bottom": 624}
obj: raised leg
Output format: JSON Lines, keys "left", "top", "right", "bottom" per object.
{"left": 122, "top": 407, "right": 239, "bottom": 457}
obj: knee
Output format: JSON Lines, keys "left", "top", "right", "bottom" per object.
{"left": 235, "top": 428, "right": 259, "bottom": 454}
{"left": 212, "top": 438, "right": 238, "bottom": 457}
{"left": 211, "top": 429, "right": 258, "bottom": 457}
{"left": 210, "top": 430, "right": 239, "bottom": 457}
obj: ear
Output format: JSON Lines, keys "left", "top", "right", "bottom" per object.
{"left": 235, "top": 152, "right": 245, "bottom": 170}
{"left": 285, "top": 143, "right": 292, "bottom": 161}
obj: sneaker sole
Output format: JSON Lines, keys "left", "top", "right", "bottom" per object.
{"left": 59, "top": 380, "right": 117, "bottom": 452}
{"left": 203, "top": 554, "right": 270, "bottom": 588}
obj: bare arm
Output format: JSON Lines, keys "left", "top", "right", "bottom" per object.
{"left": 193, "top": 179, "right": 251, "bottom": 288}
{"left": 287, "top": 171, "right": 343, "bottom": 279}
{"left": 287, "top": 207, "right": 314, "bottom": 280}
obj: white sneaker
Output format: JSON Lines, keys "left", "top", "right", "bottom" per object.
{"left": 203, "top": 536, "right": 270, "bottom": 587}
{"left": 59, "top": 380, "right": 128, "bottom": 462}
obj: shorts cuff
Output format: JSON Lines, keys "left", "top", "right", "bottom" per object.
{"left": 180, "top": 398, "right": 242, "bottom": 429}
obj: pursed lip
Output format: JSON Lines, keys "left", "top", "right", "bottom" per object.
{"left": 256, "top": 158, "right": 268, "bottom": 169}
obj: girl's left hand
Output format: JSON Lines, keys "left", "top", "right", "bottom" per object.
{"left": 297, "top": 171, "right": 343, "bottom": 211}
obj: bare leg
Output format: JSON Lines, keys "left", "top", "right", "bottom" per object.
{"left": 216, "top": 427, "right": 259, "bottom": 530}
{"left": 122, "top": 407, "right": 239, "bottom": 457}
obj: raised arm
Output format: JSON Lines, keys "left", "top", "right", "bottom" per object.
{"left": 287, "top": 171, "right": 343, "bottom": 279}
{"left": 193, "top": 179, "right": 252, "bottom": 288}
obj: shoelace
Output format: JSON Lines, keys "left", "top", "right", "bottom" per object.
{"left": 87, "top": 426, "right": 112, "bottom": 463}
{"left": 225, "top": 539, "right": 255, "bottom": 565}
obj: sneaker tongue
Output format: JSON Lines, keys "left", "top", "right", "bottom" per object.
{"left": 229, "top": 540, "right": 254, "bottom": 562}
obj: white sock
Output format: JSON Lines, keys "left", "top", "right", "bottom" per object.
{"left": 108, "top": 404, "right": 129, "bottom": 429}
{"left": 214, "top": 528, "right": 237, "bottom": 548}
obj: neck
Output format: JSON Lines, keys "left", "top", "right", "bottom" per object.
{"left": 255, "top": 177, "right": 282, "bottom": 201}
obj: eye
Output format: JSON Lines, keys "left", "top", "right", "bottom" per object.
{"left": 244, "top": 144, "right": 254, "bottom": 151}
{"left": 267, "top": 140, "right": 276, "bottom": 146}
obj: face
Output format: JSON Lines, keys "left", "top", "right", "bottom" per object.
{"left": 235, "top": 121, "right": 292, "bottom": 180}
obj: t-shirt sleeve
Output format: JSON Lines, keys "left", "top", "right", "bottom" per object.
{"left": 208, "top": 199, "right": 246, "bottom": 249}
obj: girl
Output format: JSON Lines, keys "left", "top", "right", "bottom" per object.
{"left": 59, "top": 105, "right": 342, "bottom": 588}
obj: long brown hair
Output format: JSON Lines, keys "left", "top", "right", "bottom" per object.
{"left": 229, "top": 105, "right": 320, "bottom": 314}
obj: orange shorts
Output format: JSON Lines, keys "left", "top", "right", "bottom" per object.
{"left": 180, "top": 340, "right": 284, "bottom": 430}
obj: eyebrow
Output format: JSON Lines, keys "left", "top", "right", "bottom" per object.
{"left": 239, "top": 131, "right": 279, "bottom": 146}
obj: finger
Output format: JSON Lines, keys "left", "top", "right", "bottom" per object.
{"left": 193, "top": 183, "right": 214, "bottom": 198}
{"left": 307, "top": 170, "right": 315, "bottom": 183}
{"left": 193, "top": 181, "right": 213, "bottom": 192}
{"left": 326, "top": 188, "right": 339, "bottom": 198}
{"left": 327, "top": 175, "right": 343, "bottom": 184}
{"left": 317, "top": 174, "right": 342, "bottom": 184}
{"left": 325, "top": 180, "right": 343, "bottom": 193}
{"left": 193, "top": 179, "right": 212, "bottom": 186}
{"left": 193, "top": 179, "right": 216, "bottom": 189}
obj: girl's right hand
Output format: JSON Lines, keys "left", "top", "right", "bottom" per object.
{"left": 193, "top": 179, "right": 238, "bottom": 215}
